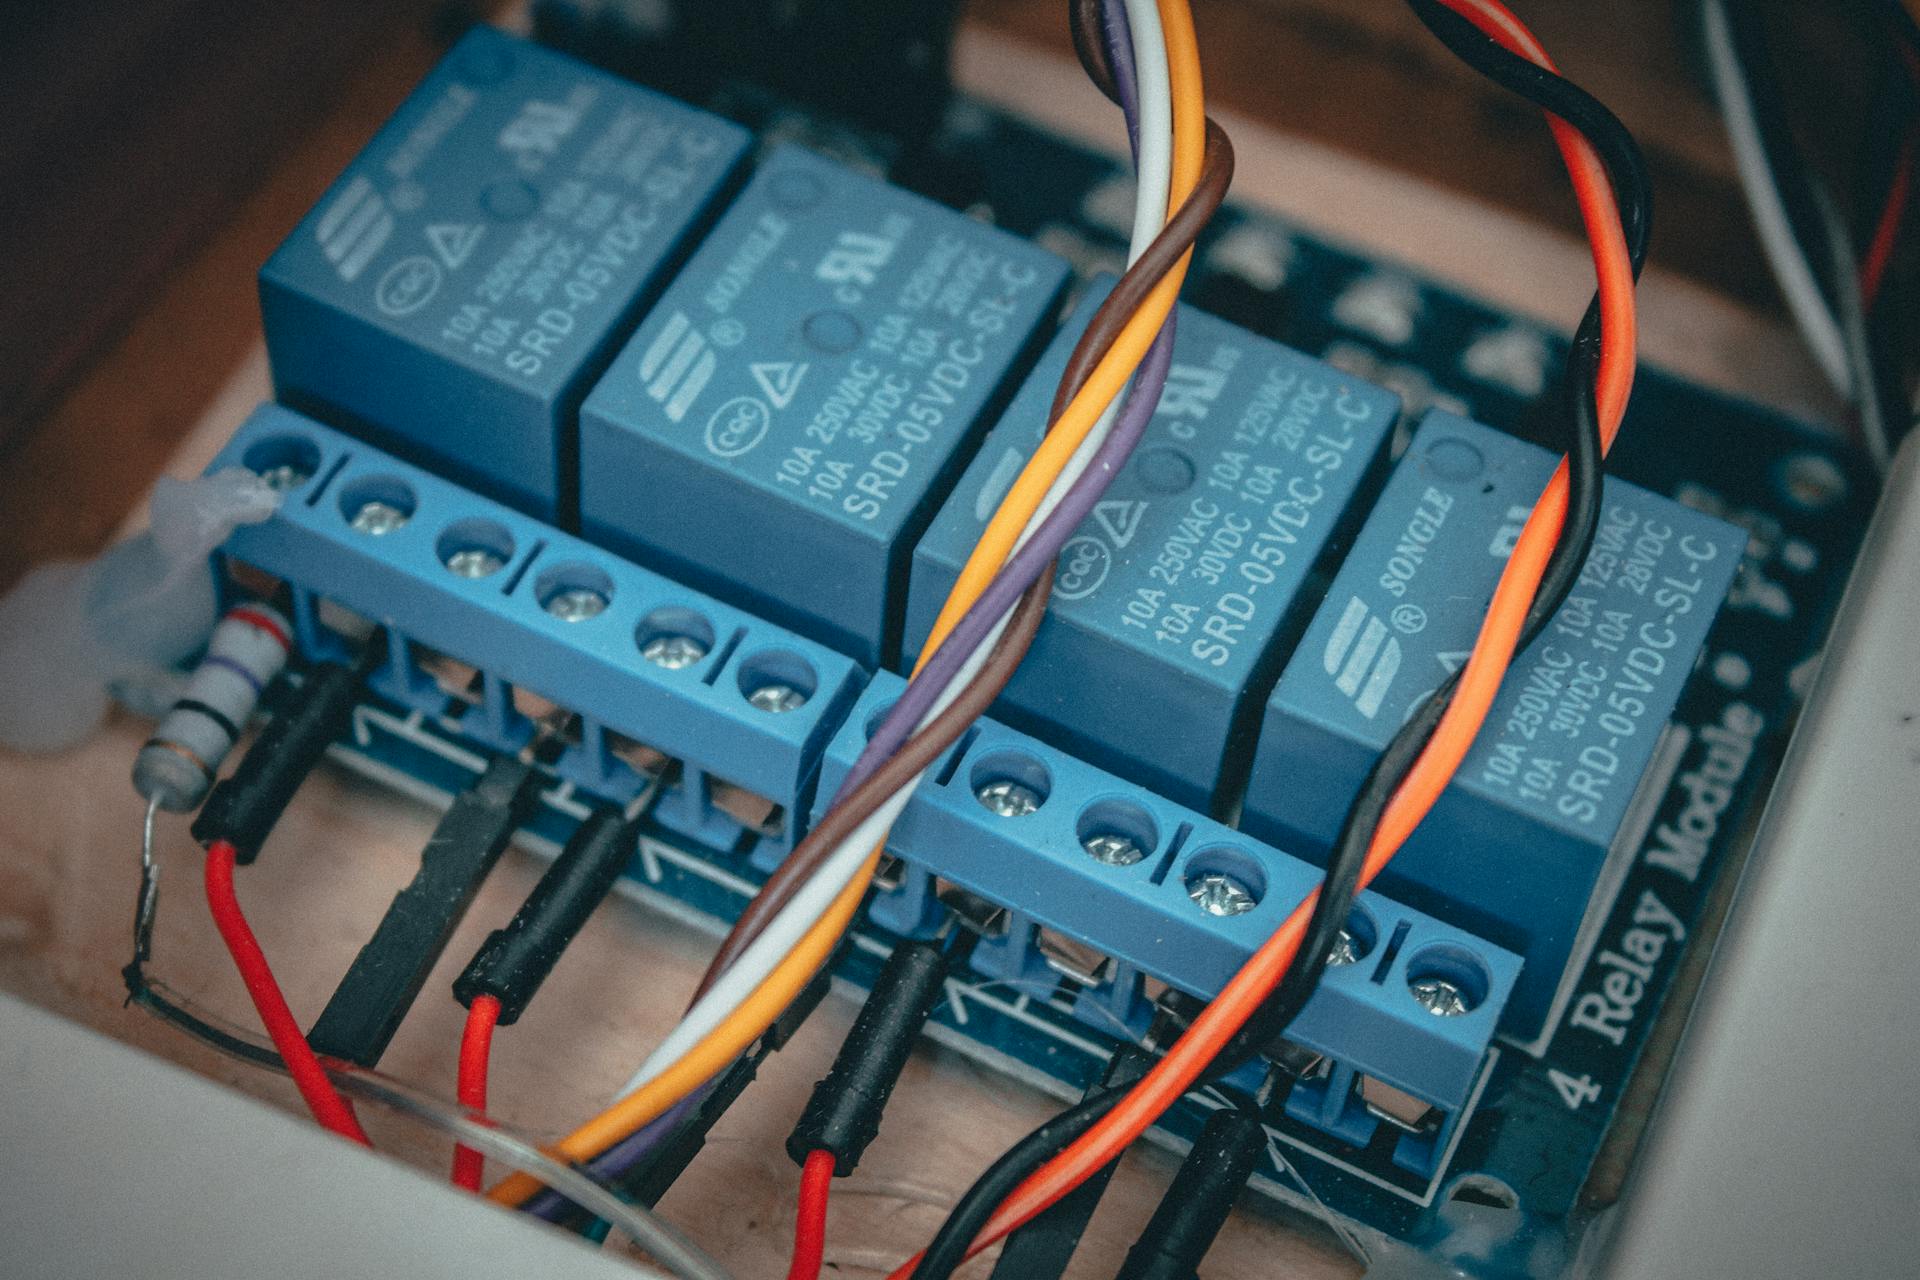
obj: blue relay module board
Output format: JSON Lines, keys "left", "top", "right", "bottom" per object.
{"left": 580, "top": 144, "right": 1068, "bottom": 665}
{"left": 908, "top": 277, "right": 1397, "bottom": 808}
{"left": 227, "top": 23, "right": 1881, "bottom": 1280}
{"left": 1244, "top": 412, "right": 1745, "bottom": 1039}
{"left": 260, "top": 26, "right": 748, "bottom": 520}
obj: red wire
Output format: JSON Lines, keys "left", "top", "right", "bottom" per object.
{"left": 788, "top": 1149, "right": 837, "bottom": 1280}
{"left": 1860, "top": 127, "right": 1916, "bottom": 309}
{"left": 203, "top": 839, "right": 371, "bottom": 1145}
{"left": 452, "top": 995, "right": 504, "bottom": 1190}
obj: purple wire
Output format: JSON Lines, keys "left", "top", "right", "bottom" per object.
{"left": 526, "top": 0, "right": 1172, "bottom": 1222}
{"left": 829, "top": 0, "right": 1167, "bottom": 810}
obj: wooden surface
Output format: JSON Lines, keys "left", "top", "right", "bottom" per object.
{"left": 0, "top": 6, "right": 1843, "bottom": 1278}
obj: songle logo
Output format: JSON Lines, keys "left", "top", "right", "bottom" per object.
{"left": 1322, "top": 596, "right": 1401, "bottom": 719}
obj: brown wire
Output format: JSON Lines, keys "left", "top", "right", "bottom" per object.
{"left": 691, "top": 50, "right": 1235, "bottom": 1004}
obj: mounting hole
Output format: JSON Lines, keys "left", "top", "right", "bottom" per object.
{"left": 1776, "top": 452, "right": 1846, "bottom": 511}
{"left": 1404, "top": 944, "right": 1491, "bottom": 1017}
{"left": 969, "top": 751, "right": 1052, "bottom": 817}
{"left": 242, "top": 434, "right": 322, "bottom": 492}
{"left": 1446, "top": 1174, "right": 1519, "bottom": 1211}
{"left": 736, "top": 650, "right": 817, "bottom": 713}
{"left": 338, "top": 476, "right": 417, "bottom": 536}
{"left": 534, "top": 562, "right": 614, "bottom": 622}
{"left": 436, "top": 519, "right": 515, "bottom": 579}
{"left": 636, "top": 606, "right": 715, "bottom": 670}
{"left": 1075, "top": 798, "right": 1158, "bottom": 867}
{"left": 1423, "top": 436, "right": 1485, "bottom": 482}
{"left": 1183, "top": 847, "right": 1267, "bottom": 916}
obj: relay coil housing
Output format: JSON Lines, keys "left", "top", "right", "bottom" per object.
{"left": 579, "top": 143, "right": 1069, "bottom": 667}
{"left": 1243, "top": 411, "right": 1744, "bottom": 1036}
{"left": 261, "top": 26, "right": 748, "bottom": 521}
{"left": 907, "top": 279, "right": 1397, "bottom": 809}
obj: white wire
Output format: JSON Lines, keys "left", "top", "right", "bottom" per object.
{"left": 615, "top": 0, "right": 1178, "bottom": 1099}
{"left": 1701, "top": 0, "right": 1852, "bottom": 397}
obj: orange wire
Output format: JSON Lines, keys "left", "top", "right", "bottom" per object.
{"left": 203, "top": 839, "right": 371, "bottom": 1146}
{"left": 788, "top": 1150, "right": 837, "bottom": 1280}
{"left": 884, "top": 1, "right": 1638, "bottom": 1272}
{"left": 452, "top": 994, "right": 504, "bottom": 1190}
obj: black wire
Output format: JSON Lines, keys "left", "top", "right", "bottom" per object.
{"left": 1213, "top": 0, "right": 1653, "bottom": 1077}
{"left": 915, "top": 8, "right": 1654, "bottom": 1269}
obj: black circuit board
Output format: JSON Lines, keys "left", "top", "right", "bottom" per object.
{"left": 324, "top": 72, "right": 1875, "bottom": 1278}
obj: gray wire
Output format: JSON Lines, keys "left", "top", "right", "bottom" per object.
{"left": 1810, "top": 181, "right": 1895, "bottom": 471}
{"left": 130, "top": 813, "right": 730, "bottom": 1280}
{"left": 1700, "top": 0, "right": 1852, "bottom": 396}
{"left": 133, "top": 794, "right": 161, "bottom": 964}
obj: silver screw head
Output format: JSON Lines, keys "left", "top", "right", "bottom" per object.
{"left": 258, "top": 463, "right": 311, "bottom": 492}
{"left": 444, "top": 547, "right": 505, "bottom": 578}
{"left": 1187, "top": 872, "right": 1257, "bottom": 917}
{"left": 545, "top": 587, "right": 608, "bottom": 622}
{"left": 1327, "top": 929, "right": 1362, "bottom": 967}
{"left": 1082, "top": 832, "right": 1146, "bottom": 866}
{"left": 975, "top": 778, "right": 1042, "bottom": 817}
{"left": 642, "top": 634, "right": 708, "bottom": 669}
{"left": 349, "top": 500, "right": 408, "bottom": 536}
{"left": 746, "top": 682, "right": 806, "bottom": 713}
{"left": 1409, "top": 976, "right": 1472, "bottom": 1017}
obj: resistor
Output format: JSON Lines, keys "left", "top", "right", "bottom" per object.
{"left": 132, "top": 604, "right": 292, "bottom": 812}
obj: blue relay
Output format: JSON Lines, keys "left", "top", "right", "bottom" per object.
{"left": 578, "top": 144, "right": 1069, "bottom": 666}
{"left": 906, "top": 280, "right": 1397, "bottom": 810}
{"left": 1243, "top": 410, "right": 1744, "bottom": 1037}
{"left": 260, "top": 27, "right": 748, "bottom": 520}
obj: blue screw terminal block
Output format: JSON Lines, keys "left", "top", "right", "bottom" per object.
{"left": 261, "top": 26, "right": 748, "bottom": 522}
{"left": 210, "top": 404, "right": 863, "bottom": 855}
{"left": 579, "top": 143, "right": 1069, "bottom": 667}
{"left": 814, "top": 673, "right": 1521, "bottom": 1174}
{"left": 906, "top": 279, "right": 1397, "bottom": 811}
{"left": 1244, "top": 410, "right": 1744, "bottom": 1039}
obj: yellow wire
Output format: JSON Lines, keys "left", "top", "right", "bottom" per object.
{"left": 488, "top": 0, "right": 1208, "bottom": 1206}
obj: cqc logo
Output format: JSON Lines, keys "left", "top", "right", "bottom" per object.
{"left": 1054, "top": 535, "right": 1111, "bottom": 600}
{"left": 374, "top": 255, "right": 443, "bottom": 317}
{"left": 1323, "top": 596, "right": 1402, "bottom": 719}
{"left": 704, "top": 396, "right": 771, "bottom": 458}
{"left": 637, "top": 311, "right": 717, "bottom": 422}
{"left": 315, "top": 176, "right": 394, "bottom": 282}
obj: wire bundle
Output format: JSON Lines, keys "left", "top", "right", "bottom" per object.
{"left": 485, "top": 0, "right": 1224, "bottom": 1214}
{"left": 122, "top": 3, "right": 1665, "bottom": 1276}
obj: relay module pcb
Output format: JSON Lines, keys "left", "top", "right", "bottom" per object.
{"left": 204, "top": 23, "right": 1874, "bottom": 1279}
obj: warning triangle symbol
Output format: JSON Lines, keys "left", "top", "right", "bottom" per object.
{"left": 1435, "top": 649, "right": 1473, "bottom": 674}
{"left": 426, "top": 222, "right": 484, "bottom": 270}
{"left": 1092, "top": 499, "right": 1148, "bottom": 549}
{"left": 750, "top": 361, "right": 810, "bottom": 410}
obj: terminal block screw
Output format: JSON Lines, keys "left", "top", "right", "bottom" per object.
{"left": 975, "top": 779, "right": 1042, "bottom": 817}
{"left": 1082, "top": 832, "right": 1146, "bottom": 866}
{"left": 1187, "top": 872, "right": 1256, "bottom": 917}
{"left": 545, "top": 588, "right": 608, "bottom": 622}
{"left": 1409, "top": 976, "right": 1472, "bottom": 1017}
{"left": 642, "top": 634, "right": 708, "bottom": 670}
{"left": 348, "top": 501, "right": 409, "bottom": 536}
{"left": 1327, "top": 929, "right": 1361, "bottom": 966}
{"left": 258, "top": 462, "right": 312, "bottom": 492}
{"left": 746, "top": 682, "right": 807, "bottom": 713}
{"left": 444, "top": 547, "right": 506, "bottom": 578}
